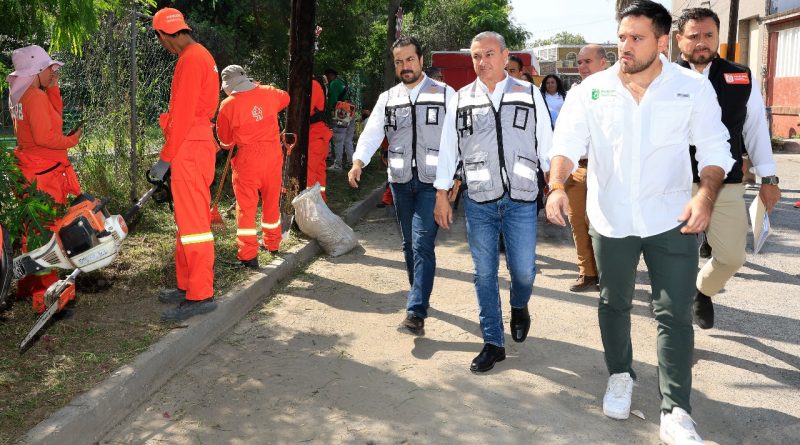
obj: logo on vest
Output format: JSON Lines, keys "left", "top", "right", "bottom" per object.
{"left": 251, "top": 105, "right": 264, "bottom": 122}
{"left": 723, "top": 73, "right": 750, "bottom": 85}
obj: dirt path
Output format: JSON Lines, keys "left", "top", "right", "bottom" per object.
{"left": 105, "top": 156, "right": 800, "bottom": 444}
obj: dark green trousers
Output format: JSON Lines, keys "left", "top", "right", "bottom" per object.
{"left": 590, "top": 225, "right": 698, "bottom": 413}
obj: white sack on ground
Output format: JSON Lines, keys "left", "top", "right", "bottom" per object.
{"left": 292, "top": 183, "right": 359, "bottom": 257}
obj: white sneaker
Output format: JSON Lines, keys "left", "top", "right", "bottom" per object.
{"left": 602, "top": 372, "right": 633, "bottom": 419}
{"left": 327, "top": 163, "right": 342, "bottom": 171}
{"left": 660, "top": 407, "right": 704, "bottom": 444}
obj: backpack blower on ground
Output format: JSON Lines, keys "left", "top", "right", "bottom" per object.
{"left": 1, "top": 172, "right": 171, "bottom": 352}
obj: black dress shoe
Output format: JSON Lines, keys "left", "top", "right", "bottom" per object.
{"left": 470, "top": 343, "right": 506, "bottom": 373}
{"left": 399, "top": 314, "right": 425, "bottom": 336}
{"left": 693, "top": 291, "right": 714, "bottom": 329}
{"left": 510, "top": 306, "right": 531, "bottom": 343}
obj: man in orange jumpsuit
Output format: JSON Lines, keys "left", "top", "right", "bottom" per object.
{"left": 307, "top": 78, "right": 333, "bottom": 201}
{"left": 7, "top": 45, "right": 81, "bottom": 313}
{"left": 216, "top": 65, "right": 290, "bottom": 266}
{"left": 151, "top": 7, "right": 220, "bottom": 321}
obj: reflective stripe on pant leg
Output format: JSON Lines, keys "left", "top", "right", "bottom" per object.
{"left": 232, "top": 160, "right": 261, "bottom": 261}
{"left": 261, "top": 146, "right": 283, "bottom": 251}
{"left": 171, "top": 140, "right": 215, "bottom": 301}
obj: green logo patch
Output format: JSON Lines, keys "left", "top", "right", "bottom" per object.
{"left": 591, "top": 88, "right": 615, "bottom": 100}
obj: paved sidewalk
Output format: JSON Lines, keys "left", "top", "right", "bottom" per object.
{"left": 105, "top": 155, "right": 800, "bottom": 444}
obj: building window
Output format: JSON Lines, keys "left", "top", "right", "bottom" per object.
{"left": 606, "top": 52, "right": 617, "bottom": 64}
{"left": 776, "top": 26, "right": 800, "bottom": 77}
{"left": 565, "top": 52, "right": 577, "bottom": 67}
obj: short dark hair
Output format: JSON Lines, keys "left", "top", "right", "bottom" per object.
{"left": 618, "top": 0, "right": 673, "bottom": 37}
{"left": 507, "top": 54, "right": 524, "bottom": 68}
{"left": 154, "top": 29, "right": 192, "bottom": 38}
{"left": 424, "top": 66, "right": 442, "bottom": 77}
{"left": 324, "top": 68, "right": 338, "bottom": 77}
{"left": 676, "top": 8, "right": 720, "bottom": 33}
{"left": 391, "top": 36, "right": 423, "bottom": 58}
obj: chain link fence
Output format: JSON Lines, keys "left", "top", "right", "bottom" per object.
{"left": 2, "top": 8, "right": 372, "bottom": 205}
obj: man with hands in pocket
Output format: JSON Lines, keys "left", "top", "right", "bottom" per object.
{"left": 433, "top": 31, "right": 553, "bottom": 374}
{"left": 545, "top": 2, "right": 734, "bottom": 444}
{"left": 349, "top": 36, "right": 454, "bottom": 337}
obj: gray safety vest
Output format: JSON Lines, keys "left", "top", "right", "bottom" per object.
{"left": 384, "top": 76, "right": 448, "bottom": 184}
{"left": 456, "top": 78, "right": 540, "bottom": 203}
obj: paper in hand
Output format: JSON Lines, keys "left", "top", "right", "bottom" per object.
{"left": 748, "top": 197, "right": 770, "bottom": 254}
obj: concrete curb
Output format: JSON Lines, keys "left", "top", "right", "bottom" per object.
{"left": 21, "top": 183, "right": 387, "bottom": 445}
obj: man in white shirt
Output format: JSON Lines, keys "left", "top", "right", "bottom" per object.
{"left": 434, "top": 31, "right": 553, "bottom": 374}
{"left": 349, "top": 36, "right": 455, "bottom": 336}
{"left": 675, "top": 7, "right": 781, "bottom": 330}
{"left": 546, "top": 2, "right": 734, "bottom": 444}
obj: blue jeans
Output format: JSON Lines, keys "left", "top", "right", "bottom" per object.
{"left": 390, "top": 170, "right": 439, "bottom": 319}
{"left": 463, "top": 193, "right": 538, "bottom": 347}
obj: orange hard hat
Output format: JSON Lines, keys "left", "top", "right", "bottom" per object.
{"left": 152, "top": 7, "right": 192, "bottom": 34}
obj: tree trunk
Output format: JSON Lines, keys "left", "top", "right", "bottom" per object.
{"left": 384, "top": 0, "right": 402, "bottom": 90}
{"left": 284, "top": 0, "right": 316, "bottom": 212}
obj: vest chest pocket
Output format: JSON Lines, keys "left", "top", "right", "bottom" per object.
{"left": 513, "top": 106, "right": 529, "bottom": 130}
{"left": 388, "top": 145, "right": 406, "bottom": 180}
{"left": 510, "top": 155, "right": 538, "bottom": 192}
{"left": 457, "top": 109, "right": 474, "bottom": 136}
{"left": 425, "top": 106, "right": 440, "bottom": 125}
{"left": 424, "top": 147, "right": 439, "bottom": 176}
{"left": 385, "top": 106, "right": 412, "bottom": 131}
{"left": 472, "top": 106, "right": 494, "bottom": 132}
{"left": 464, "top": 151, "right": 493, "bottom": 192}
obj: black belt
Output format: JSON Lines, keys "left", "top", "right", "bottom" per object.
{"left": 35, "top": 162, "right": 62, "bottom": 175}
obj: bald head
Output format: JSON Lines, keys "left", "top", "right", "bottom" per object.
{"left": 577, "top": 44, "right": 609, "bottom": 79}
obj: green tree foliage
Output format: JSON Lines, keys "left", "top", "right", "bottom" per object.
{"left": 0, "top": 0, "right": 150, "bottom": 53}
{"left": 529, "top": 31, "right": 587, "bottom": 48}
{"left": 0, "top": 148, "right": 63, "bottom": 249}
{"left": 407, "top": 0, "right": 529, "bottom": 55}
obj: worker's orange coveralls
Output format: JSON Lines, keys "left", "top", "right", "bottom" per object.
{"left": 12, "top": 85, "right": 81, "bottom": 313}
{"left": 307, "top": 79, "right": 332, "bottom": 201}
{"left": 216, "top": 85, "right": 290, "bottom": 258}
{"left": 160, "top": 43, "right": 220, "bottom": 301}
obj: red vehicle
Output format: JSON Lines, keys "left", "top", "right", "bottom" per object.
{"left": 431, "top": 50, "right": 541, "bottom": 90}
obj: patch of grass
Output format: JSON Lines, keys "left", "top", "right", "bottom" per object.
{"left": 0, "top": 152, "right": 385, "bottom": 443}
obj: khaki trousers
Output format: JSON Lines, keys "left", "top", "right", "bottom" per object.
{"left": 693, "top": 183, "right": 747, "bottom": 296}
{"left": 564, "top": 163, "right": 597, "bottom": 276}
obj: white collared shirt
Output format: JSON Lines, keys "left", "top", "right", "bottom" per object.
{"left": 550, "top": 54, "right": 735, "bottom": 238}
{"left": 434, "top": 73, "right": 553, "bottom": 190}
{"left": 353, "top": 74, "right": 455, "bottom": 167}
{"left": 687, "top": 60, "right": 777, "bottom": 177}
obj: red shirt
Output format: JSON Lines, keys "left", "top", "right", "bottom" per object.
{"left": 13, "top": 86, "right": 78, "bottom": 163}
{"left": 160, "top": 43, "right": 220, "bottom": 162}
{"left": 216, "top": 85, "right": 290, "bottom": 148}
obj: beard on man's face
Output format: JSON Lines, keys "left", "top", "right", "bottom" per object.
{"left": 400, "top": 69, "right": 420, "bottom": 84}
{"left": 620, "top": 51, "right": 658, "bottom": 75}
{"left": 685, "top": 48, "right": 715, "bottom": 65}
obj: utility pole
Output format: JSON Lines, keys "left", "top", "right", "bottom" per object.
{"left": 726, "top": 0, "right": 740, "bottom": 61}
{"left": 284, "top": 0, "right": 316, "bottom": 211}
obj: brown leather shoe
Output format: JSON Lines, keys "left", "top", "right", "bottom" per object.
{"left": 570, "top": 275, "right": 599, "bottom": 292}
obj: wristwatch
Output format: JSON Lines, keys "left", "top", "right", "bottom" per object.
{"left": 761, "top": 176, "right": 779, "bottom": 185}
